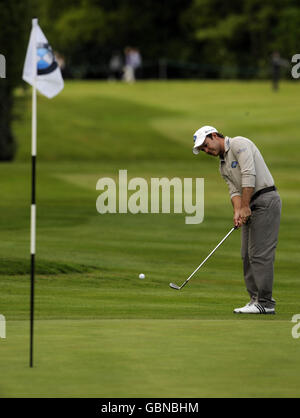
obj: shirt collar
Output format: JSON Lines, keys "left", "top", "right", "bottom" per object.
{"left": 220, "top": 136, "right": 230, "bottom": 162}
{"left": 224, "top": 136, "right": 230, "bottom": 153}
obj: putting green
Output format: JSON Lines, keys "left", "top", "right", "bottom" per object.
{"left": 1, "top": 319, "right": 298, "bottom": 398}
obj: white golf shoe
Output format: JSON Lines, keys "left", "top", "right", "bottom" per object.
{"left": 234, "top": 303, "right": 275, "bottom": 314}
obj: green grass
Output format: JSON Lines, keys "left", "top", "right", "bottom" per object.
{"left": 0, "top": 80, "right": 300, "bottom": 397}
{"left": 1, "top": 319, "right": 299, "bottom": 398}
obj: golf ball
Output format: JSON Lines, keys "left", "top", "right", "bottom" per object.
{"left": 139, "top": 273, "right": 145, "bottom": 279}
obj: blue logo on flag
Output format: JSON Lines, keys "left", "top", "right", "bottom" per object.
{"left": 37, "top": 43, "right": 57, "bottom": 75}
{"left": 231, "top": 161, "right": 238, "bottom": 168}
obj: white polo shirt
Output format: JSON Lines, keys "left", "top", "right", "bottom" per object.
{"left": 219, "top": 136, "right": 275, "bottom": 199}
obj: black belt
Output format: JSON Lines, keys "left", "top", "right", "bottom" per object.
{"left": 250, "top": 186, "right": 276, "bottom": 203}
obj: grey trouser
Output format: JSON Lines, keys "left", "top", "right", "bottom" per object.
{"left": 241, "top": 190, "right": 281, "bottom": 308}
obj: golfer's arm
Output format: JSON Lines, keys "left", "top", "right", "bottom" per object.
{"left": 231, "top": 195, "right": 241, "bottom": 211}
{"left": 231, "top": 187, "right": 254, "bottom": 210}
{"left": 241, "top": 187, "right": 254, "bottom": 208}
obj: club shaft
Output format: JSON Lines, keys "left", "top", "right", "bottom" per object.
{"left": 180, "top": 227, "right": 236, "bottom": 288}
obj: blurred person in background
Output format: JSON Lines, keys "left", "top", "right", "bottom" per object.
{"left": 54, "top": 51, "right": 66, "bottom": 76}
{"left": 123, "top": 47, "right": 142, "bottom": 83}
{"left": 108, "top": 51, "right": 124, "bottom": 81}
{"left": 271, "top": 51, "right": 289, "bottom": 91}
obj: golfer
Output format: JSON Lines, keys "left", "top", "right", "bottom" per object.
{"left": 193, "top": 126, "right": 281, "bottom": 314}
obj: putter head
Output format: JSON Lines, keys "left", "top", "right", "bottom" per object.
{"left": 169, "top": 282, "right": 181, "bottom": 290}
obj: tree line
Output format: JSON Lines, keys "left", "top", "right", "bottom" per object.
{"left": 1, "top": 0, "right": 299, "bottom": 159}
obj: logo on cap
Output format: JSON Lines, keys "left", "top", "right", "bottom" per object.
{"left": 193, "top": 135, "right": 197, "bottom": 143}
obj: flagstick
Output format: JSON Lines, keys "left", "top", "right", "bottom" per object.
{"left": 30, "top": 18, "right": 37, "bottom": 368}
{"left": 24, "top": 17, "right": 63, "bottom": 367}
{"left": 30, "top": 85, "right": 36, "bottom": 368}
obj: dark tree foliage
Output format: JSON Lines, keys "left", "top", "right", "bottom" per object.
{"left": 35, "top": 0, "right": 300, "bottom": 79}
{"left": 184, "top": 0, "right": 300, "bottom": 78}
{"left": 1, "top": 0, "right": 300, "bottom": 160}
{"left": 35, "top": 0, "right": 194, "bottom": 78}
{"left": 0, "top": 0, "right": 32, "bottom": 160}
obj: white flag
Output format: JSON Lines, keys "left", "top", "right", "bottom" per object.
{"left": 23, "top": 18, "right": 64, "bottom": 98}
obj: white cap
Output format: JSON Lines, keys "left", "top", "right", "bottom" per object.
{"left": 192, "top": 126, "right": 217, "bottom": 155}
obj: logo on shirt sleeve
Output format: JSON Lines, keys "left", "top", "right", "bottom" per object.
{"left": 231, "top": 161, "right": 238, "bottom": 168}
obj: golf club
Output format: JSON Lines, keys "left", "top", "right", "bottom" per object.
{"left": 169, "top": 226, "right": 238, "bottom": 290}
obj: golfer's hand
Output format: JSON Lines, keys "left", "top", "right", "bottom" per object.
{"left": 240, "top": 206, "right": 252, "bottom": 225}
{"left": 233, "top": 209, "right": 242, "bottom": 228}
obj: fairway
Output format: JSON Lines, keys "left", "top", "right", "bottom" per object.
{"left": 0, "top": 81, "right": 300, "bottom": 397}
